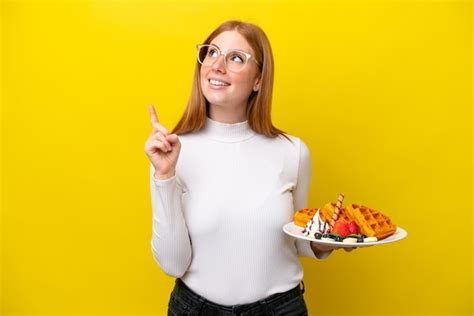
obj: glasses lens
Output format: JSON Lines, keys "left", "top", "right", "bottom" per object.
{"left": 225, "top": 50, "right": 248, "bottom": 72}
{"left": 198, "top": 45, "right": 218, "bottom": 66}
{"left": 197, "top": 45, "right": 207, "bottom": 64}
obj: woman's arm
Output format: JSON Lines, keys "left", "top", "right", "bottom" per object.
{"left": 150, "top": 163, "right": 192, "bottom": 277}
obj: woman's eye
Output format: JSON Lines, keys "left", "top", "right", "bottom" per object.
{"left": 208, "top": 48, "right": 218, "bottom": 58}
{"left": 230, "top": 54, "right": 244, "bottom": 63}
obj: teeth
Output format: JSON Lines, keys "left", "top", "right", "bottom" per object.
{"left": 209, "top": 79, "right": 229, "bottom": 86}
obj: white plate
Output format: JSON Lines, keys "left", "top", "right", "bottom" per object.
{"left": 282, "top": 222, "right": 407, "bottom": 248}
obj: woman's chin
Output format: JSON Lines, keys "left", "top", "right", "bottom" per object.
{"left": 204, "top": 94, "right": 229, "bottom": 106}
{"left": 207, "top": 100, "right": 230, "bottom": 108}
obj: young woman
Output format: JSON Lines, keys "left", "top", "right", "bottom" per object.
{"left": 144, "top": 20, "right": 355, "bottom": 315}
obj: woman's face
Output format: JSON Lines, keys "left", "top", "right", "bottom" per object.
{"left": 200, "top": 30, "right": 261, "bottom": 112}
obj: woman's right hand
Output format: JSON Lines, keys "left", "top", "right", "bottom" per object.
{"left": 144, "top": 104, "right": 181, "bottom": 179}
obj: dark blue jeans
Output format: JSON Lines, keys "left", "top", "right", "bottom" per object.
{"left": 167, "top": 278, "right": 308, "bottom": 315}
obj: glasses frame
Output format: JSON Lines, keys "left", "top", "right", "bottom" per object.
{"left": 196, "top": 44, "right": 261, "bottom": 72}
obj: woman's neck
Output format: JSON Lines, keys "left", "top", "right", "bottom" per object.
{"left": 208, "top": 103, "right": 247, "bottom": 124}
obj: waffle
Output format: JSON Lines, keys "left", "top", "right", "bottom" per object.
{"left": 345, "top": 204, "right": 396, "bottom": 239}
{"left": 320, "top": 202, "right": 351, "bottom": 225}
{"left": 294, "top": 208, "right": 317, "bottom": 227}
{"left": 319, "top": 203, "right": 396, "bottom": 239}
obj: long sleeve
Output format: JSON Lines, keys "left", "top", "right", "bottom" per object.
{"left": 293, "top": 139, "right": 333, "bottom": 260}
{"left": 150, "top": 163, "right": 192, "bottom": 277}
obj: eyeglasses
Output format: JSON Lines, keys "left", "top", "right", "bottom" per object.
{"left": 196, "top": 44, "right": 260, "bottom": 72}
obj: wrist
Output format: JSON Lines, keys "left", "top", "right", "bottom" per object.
{"left": 310, "top": 241, "right": 322, "bottom": 254}
{"left": 310, "top": 241, "right": 334, "bottom": 260}
{"left": 154, "top": 170, "right": 175, "bottom": 180}
{"left": 310, "top": 241, "right": 333, "bottom": 254}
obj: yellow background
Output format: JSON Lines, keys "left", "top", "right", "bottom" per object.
{"left": 1, "top": 0, "right": 472, "bottom": 315}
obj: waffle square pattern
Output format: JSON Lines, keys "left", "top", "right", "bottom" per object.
{"left": 320, "top": 203, "right": 397, "bottom": 240}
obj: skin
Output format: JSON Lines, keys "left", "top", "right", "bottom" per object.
{"left": 311, "top": 241, "right": 356, "bottom": 254}
{"left": 145, "top": 105, "right": 181, "bottom": 180}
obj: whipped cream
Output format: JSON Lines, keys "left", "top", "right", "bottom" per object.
{"left": 302, "top": 209, "right": 331, "bottom": 237}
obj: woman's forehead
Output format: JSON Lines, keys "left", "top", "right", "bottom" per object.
{"left": 210, "top": 31, "right": 254, "bottom": 54}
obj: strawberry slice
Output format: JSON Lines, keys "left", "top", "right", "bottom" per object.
{"left": 348, "top": 221, "right": 360, "bottom": 234}
{"left": 331, "top": 219, "right": 351, "bottom": 238}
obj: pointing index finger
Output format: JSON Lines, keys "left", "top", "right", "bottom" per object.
{"left": 148, "top": 104, "right": 169, "bottom": 135}
{"left": 149, "top": 104, "right": 159, "bottom": 124}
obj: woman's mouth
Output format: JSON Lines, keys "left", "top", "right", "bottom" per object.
{"left": 209, "top": 79, "right": 230, "bottom": 88}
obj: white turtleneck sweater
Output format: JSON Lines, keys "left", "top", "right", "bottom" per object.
{"left": 150, "top": 117, "right": 332, "bottom": 305}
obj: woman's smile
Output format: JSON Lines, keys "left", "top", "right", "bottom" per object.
{"left": 209, "top": 78, "right": 231, "bottom": 89}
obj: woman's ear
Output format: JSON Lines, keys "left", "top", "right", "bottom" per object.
{"left": 253, "top": 76, "right": 261, "bottom": 92}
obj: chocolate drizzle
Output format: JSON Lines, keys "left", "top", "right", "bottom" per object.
{"left": 302, "top": 219, "right": 314, "bottom": 236}
{"left": 302, "top": 208, "right": 332, "bottom": 238}
{"left": 317, "top": 211, "right": 330, "bottom": 234}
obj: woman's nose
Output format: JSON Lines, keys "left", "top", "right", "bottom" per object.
{"left": 211, "top": 55, "right": 226, "bottom": 72}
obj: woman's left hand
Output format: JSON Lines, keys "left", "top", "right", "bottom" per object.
{"left": 310, "top": 241, "right": 357, "bottom": 253}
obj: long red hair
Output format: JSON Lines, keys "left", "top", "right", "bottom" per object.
{"left": 171, "top": 20, "right": 292, "bottom": 143}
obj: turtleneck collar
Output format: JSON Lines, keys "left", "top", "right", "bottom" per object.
{"left": 200, "top": 116, "right": 257, "bottom": 143}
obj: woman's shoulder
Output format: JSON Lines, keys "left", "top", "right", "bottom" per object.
{"left": 276, "top": 133, "right": 311, "bottom": 158}
{"left": 274, "top": 132, "right": 304, "bottom": 147}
